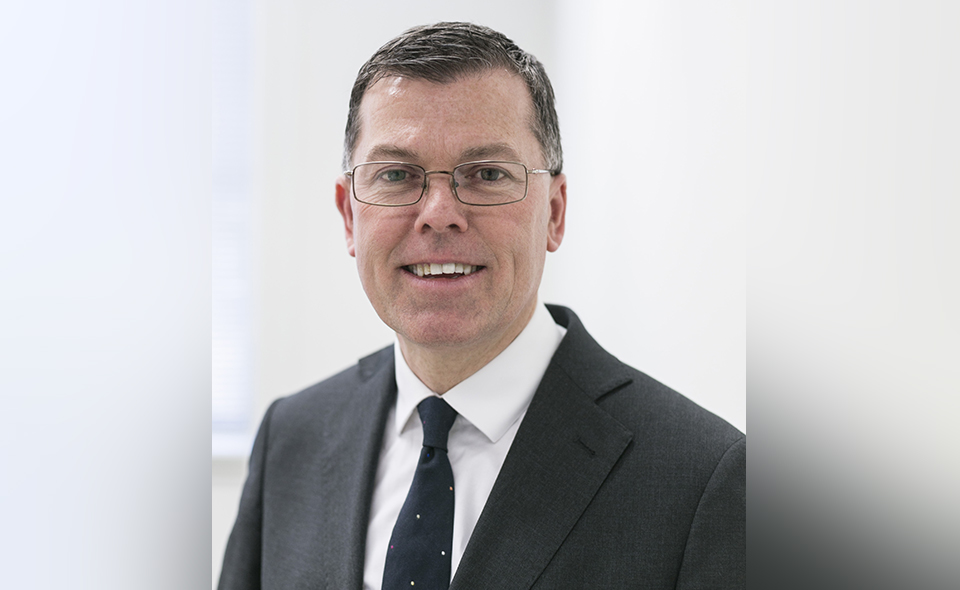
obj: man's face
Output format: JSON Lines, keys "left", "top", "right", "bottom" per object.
{"left": 335, "top": 70, "right": 566, "bottom": 356}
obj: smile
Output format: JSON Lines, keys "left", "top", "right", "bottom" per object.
{"left": 405, "top": 263, "right": 482, "bottom": 277}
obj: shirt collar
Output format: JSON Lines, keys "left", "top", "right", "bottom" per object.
{"left": 393, "top": 302, "right": 566, "bottom": 443}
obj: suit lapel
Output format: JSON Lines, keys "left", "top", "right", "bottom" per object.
{"left": 342, "top": 350, "right": 397, "bottom": 587}
{"left": 287, "top": 347, "right": 395, "bottom": 589}
{"left": 451, "top": 307, "right": 634, "bottom": 590}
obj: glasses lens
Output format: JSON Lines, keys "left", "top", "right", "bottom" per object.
{"left": 453, "top": 162, "right": 528, "bottom": 205}
{"left": 353, "top": 163, "right": 425, "bottom": 205}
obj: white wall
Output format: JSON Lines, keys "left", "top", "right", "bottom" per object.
{"left": 548, "top": 0, "right": 747, "bottom": 430}
{"left": 3, "top": 2, "right": 212, "bottom": 588}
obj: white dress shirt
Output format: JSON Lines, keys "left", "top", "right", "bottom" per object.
{"left": 362, "top": 302, "right": 566, "bottom": 589}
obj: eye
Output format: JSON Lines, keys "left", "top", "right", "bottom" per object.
{"left": 454, "top": 162, "right": 524, "bottom": 190}
{"left": 380, "top": 168, "right": 409, "bottom": 182}
{"left": 478, "top": 167, "right": 505, "bottom": 182}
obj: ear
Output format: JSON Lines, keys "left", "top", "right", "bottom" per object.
{"left": 335, "top": 175, "right": 357, "bottom": 257}
{"left": 546, "top": 173, "right": 567, "bottom": 252}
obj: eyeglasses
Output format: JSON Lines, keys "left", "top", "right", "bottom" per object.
{"left": 344, "top": 160, "right": 553, "bottom": 207}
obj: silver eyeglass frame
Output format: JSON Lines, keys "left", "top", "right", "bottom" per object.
{"left": 343, "top": 160, "right": 554, "bottom": 207}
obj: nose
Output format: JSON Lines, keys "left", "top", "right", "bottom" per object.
{"left": 414, "top": 170, "right": 469, "bottom": 233}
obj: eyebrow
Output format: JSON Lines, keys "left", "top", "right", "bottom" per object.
{"left": 459, "top": 143, "right": 522, "bottom": 163}
{"left": 365, "top": 145, "right": 420, "bottom": 162}
{"left": 362, "top": 143, "right": 524, "bottom": 166}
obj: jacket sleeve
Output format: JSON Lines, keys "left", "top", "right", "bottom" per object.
{"left": 675, "top": 435, "right": 746, "bottom": 590}
{"left": 217, "top": 400, "right": 281, "bottom": 590}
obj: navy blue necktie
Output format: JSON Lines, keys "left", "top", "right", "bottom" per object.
{"left": 382, "top": 396, "right": 458, "bottom": 590}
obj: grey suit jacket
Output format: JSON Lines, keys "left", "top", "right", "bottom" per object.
{"left": 219, "top": 305, "right": 745, "bottom": 589}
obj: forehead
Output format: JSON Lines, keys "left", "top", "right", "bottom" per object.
{"left": 354, "top": 70, "right": 539, "bottom": 164}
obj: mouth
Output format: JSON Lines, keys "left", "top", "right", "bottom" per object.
{"left": 404, "top": 263, "right": 484, "bottom": 278}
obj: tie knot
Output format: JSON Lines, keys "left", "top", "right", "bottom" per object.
{"left": 417, "top": 397, "right": 457, "bottom": 450}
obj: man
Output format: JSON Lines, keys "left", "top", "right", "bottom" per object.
{"left": 220, "top": 22, "right": 744, "bottom": 590}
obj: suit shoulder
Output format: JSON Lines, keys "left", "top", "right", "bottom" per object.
{"left": 612, "top": 364, "right": 743, "bottom": 448}
{"left": 590, "top": 361, "right": 744, "bottom": 505}
{"left": 269, "top": 345, "right": 393, "bottom": 428}
{"left": 547, "top": 305, "right": 742, "bottom": 452}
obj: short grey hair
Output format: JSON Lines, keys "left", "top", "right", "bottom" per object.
{"left": 342, "top": 22, "right": 562, "bottom": 174}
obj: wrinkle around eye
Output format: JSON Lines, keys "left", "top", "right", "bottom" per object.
{"left": 458, "top": 164, "right": 516, "bottom": 183}
{"left": 368, "top": 163, "right": 424, "bottom": 184}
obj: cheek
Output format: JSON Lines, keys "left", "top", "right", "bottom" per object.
{"left": 350, "top": 217, "right": 378, "bottom": 273}
{"left": 496, "top": 222, "right": 543, "bottom": 279}
{"left": 512, "top": 209, "right": 551, "bottom": 275}
{"left": 515, "top": 207, "right": 549, "bottom": 251}
{"left": 352, "top": 211, "right": 405, "bottom": 265}
{"left": 351, "top": 210, "right": 381, "bottom": 253}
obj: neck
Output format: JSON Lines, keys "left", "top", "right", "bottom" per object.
{"left": 397, "top": 305, "right": 537, "bottom": 394}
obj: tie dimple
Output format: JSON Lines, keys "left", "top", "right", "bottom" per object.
{"left": 419, "top": 396, "right": 458, "bottom": 451}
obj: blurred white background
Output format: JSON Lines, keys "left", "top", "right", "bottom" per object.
{"left": 2, "top": 1, "right": 211, "bottom": 588}
{"left": 2, "top": 1, "right": 956, "bottom": 589}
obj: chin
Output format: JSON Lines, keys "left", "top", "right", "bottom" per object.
{"left": 390, "top": 313, "right": 489, "bottom": 349}
{"left": 398, "top": 325, "right": 482, "bottom": 349}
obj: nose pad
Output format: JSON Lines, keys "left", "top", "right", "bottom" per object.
{"left": 422, "top": 171, "right": 460, "bottom": 203}
{"left": 417, "top": 170, "right": 468, "bottom": 232}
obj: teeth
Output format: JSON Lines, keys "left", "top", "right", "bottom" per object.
{"left": 407, "top": 263, "right": 479, "bottom": 276}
